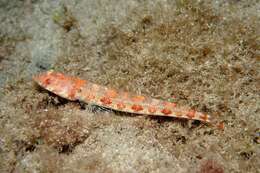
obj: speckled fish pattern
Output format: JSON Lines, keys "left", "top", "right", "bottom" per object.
{"left": 33, "top": 70, "right": 211, "bottom": 122}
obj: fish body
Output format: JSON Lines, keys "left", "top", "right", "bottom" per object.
{"left": 34, "top": 70, "right": 211, "bottom": 123}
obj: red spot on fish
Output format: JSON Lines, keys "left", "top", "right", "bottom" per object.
{"left": 131, "top": 104, "right": 143, "bottom": 112}
{"left": 117, "top": 102, "right": 126, "bottom": 110}
{"left": 86, "top": 94, "right": 95, "bottom": 100}
{"left": 68, "top": 78, "right": 86, "bottom": 99}
{"left": 200, "top": 114, "right": 208, "bottom": 122}
{"left": 161, "top": 108, "right": 172, "bottom": 115}
{"left": 75, "top": 78, "right": 87, "bottom": 88}
{"left": 148, "top": 106, "right": 157, "bottom": 113}
{"left": 100, "top": 97, "right": 112, "bottom": 105}
{"left": 43, "top": 78, "right": 51, "bottom": 86}
{"left": 68, "top": 91, "right": 76, "bottom": 99}
{"left": 187, "top": 109, "right": 196, "bottom": 119}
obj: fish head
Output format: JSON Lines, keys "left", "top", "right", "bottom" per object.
{"left": 33, "top": 70, "right": 86, "bottom": 100}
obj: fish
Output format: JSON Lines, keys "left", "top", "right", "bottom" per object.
{"left": 33, "top": 70, "right": 211, "bottom": 123}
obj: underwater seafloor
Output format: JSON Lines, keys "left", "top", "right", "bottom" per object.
{"left": 0, "top": 0, "right": 259, "bottom": 172}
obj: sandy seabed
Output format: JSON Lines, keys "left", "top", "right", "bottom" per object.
{"left": 0, "top": 0, "right": 259, "bottom": 172}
